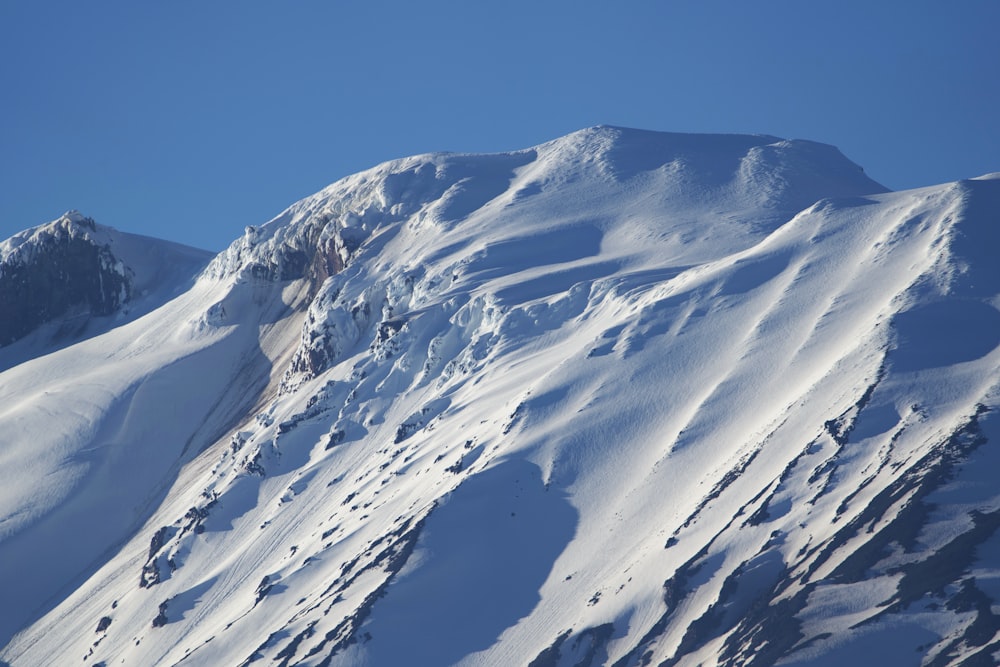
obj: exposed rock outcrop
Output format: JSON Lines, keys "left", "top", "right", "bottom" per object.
{"left": 0, "top": 212, "right": 131, "bottom": 345}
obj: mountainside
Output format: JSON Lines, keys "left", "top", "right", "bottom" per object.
{"left": 2, "top": 126, "right": 999, "bottom": 667}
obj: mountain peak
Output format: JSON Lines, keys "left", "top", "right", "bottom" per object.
{"left": 58, "top": 209, "right": 95, "bottom": 226}
{"left": 1, "top": 129, "right": 998, "bottom": 667}
{"left": 206, "top": 127, "right": 886, "bottom": 292}
{"left": 0, "top": 213, "right": 212, "bottom": 350}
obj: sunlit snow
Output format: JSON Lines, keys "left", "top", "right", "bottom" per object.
{"left": 1, "top": 127, "right": 999, "bottom": 667}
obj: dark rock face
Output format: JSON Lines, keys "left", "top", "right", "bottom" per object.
{"left": 0, "top": 216, "right": 132, "bottom": 346}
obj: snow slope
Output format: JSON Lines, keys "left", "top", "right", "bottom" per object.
{"left": 2, "top": 127, "right": 999, "bottom": 667}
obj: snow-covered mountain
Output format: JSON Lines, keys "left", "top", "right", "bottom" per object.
{"left": 0, "top": 211, "right": 214, "bottom": 368}
{"left": 2, "top": 126, "right": 999, "bottom": 667}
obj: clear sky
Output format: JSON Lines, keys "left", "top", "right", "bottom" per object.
{"left": 2, "top": 1, "right": 998, "bottom": 251}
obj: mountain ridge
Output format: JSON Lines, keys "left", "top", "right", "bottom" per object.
{"left": 2, "top": 126, "right": 998, "bottom": 667}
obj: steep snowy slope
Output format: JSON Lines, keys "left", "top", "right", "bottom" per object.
{"left": 2, "top": 127, "right": 999, "bottom": 667}
{"left": 0, "top": 214, "right": 260, "bottom": 646}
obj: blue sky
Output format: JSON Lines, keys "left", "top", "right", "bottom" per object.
{"left": 2, "top": 1, "right": 998, "bottom": 251}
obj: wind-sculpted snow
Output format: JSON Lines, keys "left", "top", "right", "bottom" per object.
{"left": 2, "top": 127, "right": 999, "bottom": 667}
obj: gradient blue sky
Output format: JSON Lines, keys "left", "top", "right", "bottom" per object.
{"left": 2, "top": 1, "right": 998, "bottom": 251}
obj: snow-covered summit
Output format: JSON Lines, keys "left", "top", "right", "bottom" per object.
{"left": 206, "top": 126, "right": 886, "bottom": 285}
{"left": 2, "top": 127, "right": 999, "bottom": 667}
{"left": 1, "top": 210, "right": 108, "bottom": 267}
{"left": 0, "top": 210, "right": 212, "bottom": 351}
